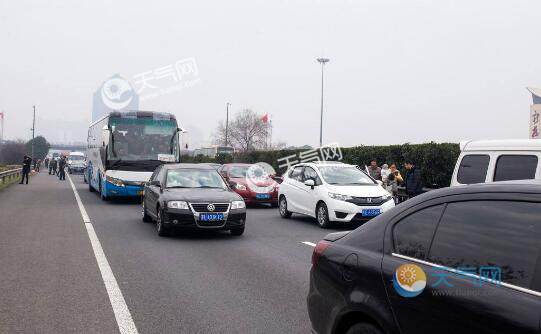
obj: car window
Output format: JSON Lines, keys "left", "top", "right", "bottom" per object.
{"left": 428, "top": 201, "right": 541, "bottom": 289}
{"left": 229, "top": 166, "right": 250, "bottom": 178}
{"left": 303, "top": 167, "right": 320, "bottom": 184}
{"left": 493, "top": 155, "right": 538, "bottom": 182}
{"left": 457, "top": 154, "right": 490, "bottom": 184}
{"left": 318, "top": 166, "right": 375, "bottom": 185}
{"left": 393, "top": 204, "right": 444, "bottom": 260}
{"left": 157, "top": 166, "right": 167, "bottom": 183}
{"left": 288, "top": 166, "right": 304, "bottom": 182}
{"left": 166, "top": 169, "right": 227, "bottom": 189}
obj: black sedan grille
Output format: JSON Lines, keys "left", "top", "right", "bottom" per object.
{"left": 190, "top": 203, "right": 229, "bottom": 213}
{"left": 346, "top": 196, "right": 386, "bottom": 206}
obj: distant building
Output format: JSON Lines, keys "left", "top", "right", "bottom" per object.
{"left": 92, "top": 74, "right": 139, "bottom": 122}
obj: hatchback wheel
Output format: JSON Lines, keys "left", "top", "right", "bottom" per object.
{"left": 279, "top": 196, "right": 292, "bottom": 218}
{"left": 316, "top": 202, "right": 331, "bottom": 228}
{"left": 156, "top": 208, "right": 168, "bottom": 237}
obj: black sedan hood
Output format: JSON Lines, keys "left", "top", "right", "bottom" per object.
{"left": 161, "top": 188, "right": 242, "bottom": 203}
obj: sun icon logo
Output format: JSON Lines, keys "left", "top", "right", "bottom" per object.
{"left": 393, "top": 263, "right": 427, "bottom": 298}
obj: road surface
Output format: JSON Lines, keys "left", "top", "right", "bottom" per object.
{"left": 0, "top": 172, "right": 351, "bottom": 333}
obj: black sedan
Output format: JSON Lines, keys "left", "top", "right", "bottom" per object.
{"left": 142, "top": 163, "right": 246, "bottom": 237}
{"left": 307, "top": 182, "right": 541, "bottom": 334}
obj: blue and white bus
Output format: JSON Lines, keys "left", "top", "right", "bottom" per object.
{"left": 87, "top": 111, "right": 181, "bottom": 200}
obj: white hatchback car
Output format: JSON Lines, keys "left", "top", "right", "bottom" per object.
{"left": 278, "top": 162, "right": 395, "bottom": 228}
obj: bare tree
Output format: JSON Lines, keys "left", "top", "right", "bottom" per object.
{"left": 214, "top": 109, "right": 271, "bottom": 151}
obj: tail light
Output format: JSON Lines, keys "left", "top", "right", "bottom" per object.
{"left": 312, "top": 240, "right": 331, "bottom": 266}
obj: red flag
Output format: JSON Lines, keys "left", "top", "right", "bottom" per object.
{"left": 261, "top": 113, "right": 269, "bottom": 123}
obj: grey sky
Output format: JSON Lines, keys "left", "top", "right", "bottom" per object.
{"left": 1, "top": 0, "right": 540, "bottom": 148}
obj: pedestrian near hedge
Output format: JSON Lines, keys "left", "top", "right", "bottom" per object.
{"left": 367, "top": 159, "right": 382, "bottom": 180}
{"left": 404, "top": 160, "right": 423, "bottom": 198}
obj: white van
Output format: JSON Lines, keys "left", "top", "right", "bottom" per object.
{"left": 450, "top": 139, "right": 541, "bottom": 186}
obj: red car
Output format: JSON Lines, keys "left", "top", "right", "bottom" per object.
{"left": 219, "top": 163, "right": 279, "bottom": 206}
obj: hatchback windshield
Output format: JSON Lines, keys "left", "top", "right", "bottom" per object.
{"left": 68, "top": 155, "right": 85, "bottom": 161}
{"left": 229, "top": 166, "right": 250, "bottom": 178}
{"left": 166, "top": 169, "right": 227, "bottom": 189}
{"left": 318, "top": 166, "right": 375, "bottom": 185}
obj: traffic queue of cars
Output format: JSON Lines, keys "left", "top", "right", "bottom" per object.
{"left": 83, "top": 140, "right": 541, "bottom": 334}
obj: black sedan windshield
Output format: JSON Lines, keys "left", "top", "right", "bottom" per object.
{"left": 166, "top": 169, "right": 227, "bottom": 189}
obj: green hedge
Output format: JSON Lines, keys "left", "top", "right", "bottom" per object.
{"left": 181, "top": 142, "right": 460, "bottom": 188}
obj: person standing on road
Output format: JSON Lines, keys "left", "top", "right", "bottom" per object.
{"left": 19, "top": 155, "right": 32, "bottom": 185}
{"left": 58, "top": 156, "right": 66, "bottom": 181}
{"left": 404, "top": 160, "right": 423, "bottom": 198}
{"left": 49, "top": 158, "right": 57, "bottom": 175}
{"left": 44, "top": 157, "right": 49, "bottom": 169}
{"left": 367, "top": 159, "right": 382, "bottom": 180}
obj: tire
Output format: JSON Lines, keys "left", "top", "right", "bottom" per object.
{"left": 345, "top": 323, "right": 383, "bottom": 334}
{"left": 316, "top": 202, "right": 331, "bottom": 228}
{"left": 279, "top": 196, "right": 292, "bottom": 218}
{"left": 142, "top": 200, "right": 152, "bottom": 222}
{"left": 230, "top": 226, "right": 245, "bottom": 236}
{"left": 156, "top": 208, "right": 168, "bottom": 237}
{"left": 99, "top": 178, "right": 109, "bottom": 201}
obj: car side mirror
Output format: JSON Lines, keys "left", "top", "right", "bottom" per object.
{"left": 304, "top": 179, "right": 315, "bottom": 189}
{"left": 150, "top": 180, "right": 161, "bottom": 187}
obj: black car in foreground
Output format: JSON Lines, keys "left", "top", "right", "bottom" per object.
{"left": 142, "top": 163, "right": 246, "bottom": 237}
{"left": 308, "top": 182, "right": 541, "bottom": 334}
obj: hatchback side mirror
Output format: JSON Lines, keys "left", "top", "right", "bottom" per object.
{"left": 150, "top": 180, "right": 161, "bottom": 187}
{"left": 304, "top": 179, "right": 315, "bottom": 189}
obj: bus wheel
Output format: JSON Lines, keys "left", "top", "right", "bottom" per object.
{"left": 99, "top": 178, "right": 109, "bottom": 201}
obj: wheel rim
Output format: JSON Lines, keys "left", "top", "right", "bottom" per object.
{"left": 279, "top": 198, "right": 287, "bottom": 215}
{"left": 317, "top": 206, "right": 327, "bottom": 225}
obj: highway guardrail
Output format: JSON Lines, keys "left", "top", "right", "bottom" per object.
{"left": 0, "top": 168, "right": 23, "bottom": 187}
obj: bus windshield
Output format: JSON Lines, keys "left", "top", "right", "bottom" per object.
{"left": 108, "top": 117, "right": 177, "bottom": 161}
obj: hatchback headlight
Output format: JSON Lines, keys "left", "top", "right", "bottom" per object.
{"left": 328, "top": 192, "right": 353, "bottom": 201}
{"left": 167, "top": 201, "right": 189, "bottom": 209}
{"left": 235, "top": 183, "right": 247, "bottom": 191}
{"left": 231, "top": 200, "right": 246, "bottom": 209}
{"left": 380, "top": 194, "right": 393, "bottom": 202}
{"left": 106, "top": 175, "right": 124, "bottom": 187}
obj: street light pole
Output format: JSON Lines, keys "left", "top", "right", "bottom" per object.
{"left": 225, "top": 102, "right": 231, "bottom": 147}
{"left": 317, "top": 58, "right": 329, "bottom": 148}
{"left": 31, "top": 105, "right": 36, "bottom": 161}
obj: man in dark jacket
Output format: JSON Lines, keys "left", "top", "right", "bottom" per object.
{"left": 404, "top": 160, "right": 423, "bottom": 198}
{"left": 58, "top": 156, "right": 67, "bottom": 181}
{"left": 19, "top": 155, "right": 32, "bottom": 184}
{"left": 49, "top": 158, "right": 57, "bottom": 175}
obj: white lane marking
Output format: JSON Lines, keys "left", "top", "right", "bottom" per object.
{"left": 301, "top": 241, "right": 316, "bottom": 247}
{"left": 67, "top": 174, "right": 139, "bottom": 334}
{"left": 67, "top": 174, "right": 90, "bottom": 223}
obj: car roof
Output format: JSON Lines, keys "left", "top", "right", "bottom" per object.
{"left": 298, "top": 161, "right": 354, "bottom": 168}
{"left": 407, "top": 182, "right": 541, "bottom": 206}
{"left": 222, "top": 163, "right": 252, "bottom": 167}
{"left": 460, "top": 139, "right": 541, "bottom": 152}
{"left": 163, "top": 163, "right": 217, "bottom": 170}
